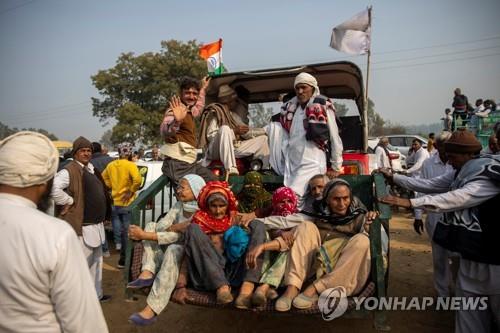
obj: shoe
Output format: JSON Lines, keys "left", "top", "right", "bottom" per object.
{"left": 103, "top": 250, "right": 111, "bottom": 258}
{"left": 99, "top": 295, "right": 112, "bottom": 303}
{"left": 216, "top": 289, "right": 234, "bottom": 305}
{"left": 235, "top": 294, "right": 252, "bottom": 309}
{"left": 292, "top": 292, "right": 319, "bottom": 309}
{"left": 224, "top": 167, "right": 239, "bottom": 181}
{"left": 251, "top": 290, "right": 267, "bottom": 307}
{"left": 228, "top": 167, "right": 239, "bottom": 175}
{"left": 116, "top": 243, "right": 122, "bottom": 251}
{"left": 127, "top": 277, "right": 154, "bottom": 289}
{"left": 275, "top": 295, "right": 293, "bottom": 312}
{"left": 117, "top": 259, "right": 125, "bottom": 269}
{"left": 128, "top": 313, "right": 157, "bottom": 326}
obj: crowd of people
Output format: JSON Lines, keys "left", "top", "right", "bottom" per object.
{"left": 0, "top": 73, "right": 499, "bottom": 333}
{"left": 442, "top": 88, "right": 498, "bottom": 133}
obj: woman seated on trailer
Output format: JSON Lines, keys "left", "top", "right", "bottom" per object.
{"left": 237, "top": 171, "right": 273, "bottom": 215}
{"left": 246, "top": 178, "right": 386, "bottom": 312}
{"left": 175, "top": 181, "right": 267, "bottom": 309}
{"left": 126, "top": 174, "right": 206, "bottom": 326}
{"left": 250, "top": 186, "right": 299, "bottom": 307}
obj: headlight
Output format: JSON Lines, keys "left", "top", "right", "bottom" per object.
{"left": 250, "top": 159, "right": 263, "bottom": 171}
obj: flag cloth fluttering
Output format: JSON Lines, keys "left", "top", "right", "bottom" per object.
{"left": 330, "top": 9, "right": 371, "bottom": 55}
{"left": 199, "top": 39, "right": 224, "bottom": 75}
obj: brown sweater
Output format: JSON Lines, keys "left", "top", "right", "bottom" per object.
{"left": 55, "top": 161, "right": 111, "bottom": 236}
{"left": 164, "top": 112, "right": 197, "bottom": 147}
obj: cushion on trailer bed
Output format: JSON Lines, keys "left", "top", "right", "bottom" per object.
{"left": 128, "top": 241, "right": 375, "bottom": 313}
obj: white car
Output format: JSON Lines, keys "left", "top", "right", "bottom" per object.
{"left": 367, "top": 138, "right": 406, "bottom": 172}
{"left": 383, "top": 135, "right": 428, "bottom": 157}
{"left": 135, "top": 160, "right": 175, "bottom": 223}
{"left": 107, "top": 151, "right": 119, "bottom": 158}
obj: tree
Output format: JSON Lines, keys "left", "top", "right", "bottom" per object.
{"left": 100, "top": 129, "right": 113, "bottom": 148}
{"left": 91, "top": 40, "right": 206, "bottom": 145}
{"left": 333, "top": 102, "right": 349, "bottom": 117}
{"left": 0, "top": 121, "right": 58, "bottom": 140}
{"left": 248, "top": 104, "right": 274, "bottom": 128}
{"left": 366, "top": 98, "right": 386, "bottom": 136}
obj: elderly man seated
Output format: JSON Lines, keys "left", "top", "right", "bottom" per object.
{"left": 198, "top": 85, "right": 269, "bottom": 177}
{"left": 245, "top": 179, "right": 387, "bottom": 312}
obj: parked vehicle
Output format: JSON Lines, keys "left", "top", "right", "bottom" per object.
{"left": 203, "top": 61, "right": 370, "bottom": 175}
{"left": 127, "top": 61, "right": 392, "bottom": 329}
{"left": 382, "top": 134, "right": 427, "bottom": 157}
{"left": 52, "top": 140, "right": 72, "bottom": 158}
{"left": 367, "top": 138, "right": 406, "bottom": 171}
{"left": 107, "top": 151, "right": 119, "bottom": 158}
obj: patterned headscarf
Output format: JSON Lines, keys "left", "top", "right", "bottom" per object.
{"left": 271, "top": 186, "right": 298, "bottom": 216}
{"left": 237, "top": 171, "right": 272, "bottom": 213}
{"left": 191, "top": 181, "right": 238, "bottom": 234}
{"left": 308, "top": 179, "right": 367, "bottom": 226}
{"left": 118, "top": 142, "right": 133, "bottom": 157}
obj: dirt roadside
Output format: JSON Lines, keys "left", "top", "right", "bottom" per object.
{"left": 100, "top": 212, "right": 454, "bottom": 333}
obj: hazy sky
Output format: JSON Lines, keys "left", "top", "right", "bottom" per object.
{"left": 1, "top": 0, "right": 499, "bottom": 142}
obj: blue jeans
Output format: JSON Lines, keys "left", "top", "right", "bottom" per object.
{"left": 111, "top": 206, "right": 130, "bottom": 261}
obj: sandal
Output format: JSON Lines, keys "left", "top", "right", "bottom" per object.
{"left": 292, "top": 292, "right": 319, "bottom": 309}
{"left": 275, "top": 295, "right": 293, "bottom": 312}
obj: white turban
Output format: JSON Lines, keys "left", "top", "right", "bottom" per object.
{"left": 0, "top": 131, "right": 59, "bottom": 188}
{"left": 294, "top": 72, "right": 320, "bottom": 97}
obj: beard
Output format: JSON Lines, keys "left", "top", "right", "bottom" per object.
{"left": 37, "top": 179, "right": 54, "bottom": 213}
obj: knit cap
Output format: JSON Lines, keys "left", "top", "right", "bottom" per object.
{"left": 444, "top": 129, "right": 482, "bottom": 154}
{"left": 71, "top": 136, "right": 92, "bottom": 156}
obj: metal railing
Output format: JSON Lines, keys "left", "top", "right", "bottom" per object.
{"left": 122, "top": 172, "right": 391, "bottom": 328}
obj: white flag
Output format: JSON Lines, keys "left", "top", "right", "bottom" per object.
{"left": 330, "top": 9, "right": 371, "bottom": 55}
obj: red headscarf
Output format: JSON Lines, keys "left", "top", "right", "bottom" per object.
{"left": 191, "top": 181, "right": 238, "bottom": 234}
{"left": 271, "top": 186, "right": 298, "bottom": 216}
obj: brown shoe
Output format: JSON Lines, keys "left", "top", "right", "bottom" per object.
{"left": 235, "top": 294, "right": 252, "bottom": 309}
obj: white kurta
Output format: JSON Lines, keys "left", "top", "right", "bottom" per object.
{"left": 51, "top": 161, "right": 106, "bottom": 298}
{"left": 405, "top": 147, "right": 430, "bottom": 177}
{"left": 274, "top": 101, "right": 343, "bottom": 198}
{"left": 0, "top": 193, "right": 108, "bottom": 333}
{"left": 374, "top": 145, "right": 391, "bottom": 169}
{"left": 405, "top": 175, "right": 500, "bottom": 295}
{"left": 204, "top": 113, "right": 270, "bottom": 172}
{"left": 396, "top": 155, "right": 454, "bottom": 296}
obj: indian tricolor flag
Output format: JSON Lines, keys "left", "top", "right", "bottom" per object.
{"left": 199, "top": 39, "right": 224, "bottom": 75}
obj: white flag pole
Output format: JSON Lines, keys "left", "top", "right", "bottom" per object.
{"left": 363, "top": 6, "right": 372, "bottom": 152}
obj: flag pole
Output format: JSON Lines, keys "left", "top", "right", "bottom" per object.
{"left": 218, "top": 38, "right": 222, "bottom": 75}
{"left": 363, "top": 6, "right": 372, "bottom": 152}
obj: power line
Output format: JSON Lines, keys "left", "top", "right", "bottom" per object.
{"left": 372, "top": 44, "right": 500, "bottom": 65}
{"left": 229, "top": 35, "right": 500, "bottom": 72}
{"left": 0, "top": 101, "right": 90, "bottom": 119}
{"left": 3, "top": 108, "right": 92, "bottom": 125}
{"left": 0, "top": 0, "right": 36, "bottom": 15}
{"left": 374, "top": 35, "right": 500, "bottom": 55}
{"left": 372, "top": 51, "right": 500, "bottom": 71}
{"left": 2, "top": 105, "right": 91, "bottom": 123}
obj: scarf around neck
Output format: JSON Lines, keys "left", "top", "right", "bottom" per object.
{"left": 191, "top": 181, "right": 238, "bottom": 234}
